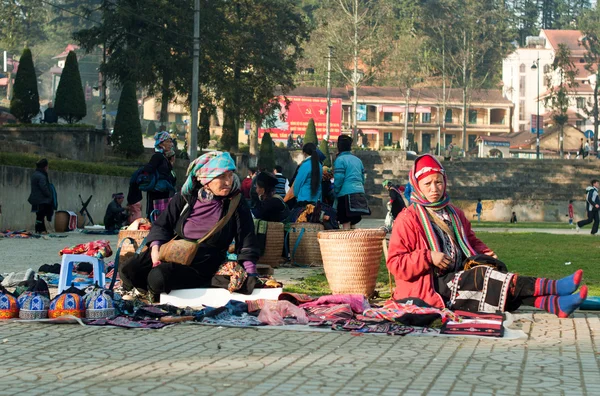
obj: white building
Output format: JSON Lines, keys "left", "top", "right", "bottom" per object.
{"left": 502, "top": 29, "right": 596, "bottom": 134}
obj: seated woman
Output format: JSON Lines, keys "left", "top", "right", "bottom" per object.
{"left": 104, "top": 193, "right": 128, "bottom": 231}
{"left": 119, "top": 151, "right": 259, "bottom": 300}
{"left": 252, "top": 172, "right": 289, "bottom": 222}
{"left": 387, "top": 154, "right": 587, "bottom": 317}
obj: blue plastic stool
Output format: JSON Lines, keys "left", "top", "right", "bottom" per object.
{"left": 58, "top": 254, "right": 105, "bottom": 294}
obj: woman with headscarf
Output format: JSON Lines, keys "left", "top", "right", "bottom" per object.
{"left": 144, "top": 131, "right": 177, "bottom": 218}
{"left": 119, "top": 151, "right": 259, "bottom": 301}
{"left": 28, "top": 158, "right": 55, "bottom": 234}
{"left": 387, "top": 154, "right": 588, "bottom": 318}
{"left": 252, "top": 172, "right": 289, "bottom": 222}
{"left": 104, "top": 193, "right": 128, "bottom": 231}
{"left": 333, "top": 135, "right": 369, "bottom": 229}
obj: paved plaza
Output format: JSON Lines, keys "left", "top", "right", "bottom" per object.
{"left": 1, "top": 222, "right": 600, "bottom": 395}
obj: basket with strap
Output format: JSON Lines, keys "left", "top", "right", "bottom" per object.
{"left": 287, "top": 222, "right": 324, "bottom": 267}
{"left": 257, "top": 222, "right": 285, "bottom": 268}
{"left": 318, "top": 229, "right": 386, "bottom": 297}
{"left": 117, "top": 230, "right": 149, "bottom": 262}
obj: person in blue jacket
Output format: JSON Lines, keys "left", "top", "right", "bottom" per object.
{"left": 294, "top": 142, "right": 322, "bottom": 206}
{"left": 334, "top": 135, "right": 369, "bottom": 229}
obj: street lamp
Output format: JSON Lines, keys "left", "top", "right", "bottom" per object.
{"left": 531, "top": 58, "right": 540, "bottom": 160}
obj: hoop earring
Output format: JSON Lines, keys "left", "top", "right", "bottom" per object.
{"left": 198, "top": 186, "right": 214, "bottom": 202}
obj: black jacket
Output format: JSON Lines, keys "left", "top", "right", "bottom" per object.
{"left": 389, "top": 186, "right": 406, "bottom": 218}
{"left": 28, "top": 170, "right": 53, "bottom": 206}
{"left": 147, "top": 189, "right": 260, "bottom": 269}
{"left": 146, "top": 153, "right": 176, "bottom": 188}
{"left": 252, "top": 195, "right": 290, "bottom": 222}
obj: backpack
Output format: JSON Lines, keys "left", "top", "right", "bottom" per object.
{"left": 130, "top": 166, "right": 158, "bottom": 192}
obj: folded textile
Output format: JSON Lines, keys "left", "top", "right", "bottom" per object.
{"left": 213, "top": 261, "right": 247, "bottom": 293}
{"left": 258, "top": 300, "right": 308, "bottom": 326}
{"left": 305, "top": 304, "right": 354, "bottom": 323}
{"left": 299, "top": 294, "right": 370, "bottom": 314}
{"left": 86, "top": 315, "right": 170, "bottom": 329}
{"left": 278, "top": 292, "right": 315, "bottom": 305}
{"left": 201, "top": 312, "right": 262, "bottom": 327}
{"left": 440, "top": 310, "right": 504, "bottom": 337}
{"left": 361, "top": 301, "right": 459, "bottom": 326}
{"left": 59, "top": 240, "right": 112, "bottom": 258}
{"left": 1, "top": 269, "right": 35, "bottom": 287}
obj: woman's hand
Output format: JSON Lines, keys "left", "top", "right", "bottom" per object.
{"left": 151, "top": 245, "right": 161, "bottom": 267}
{"left": 430, "top": 251, "right": 451, "bottom": 271}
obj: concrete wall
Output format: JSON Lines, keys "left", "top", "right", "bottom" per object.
{"left": 0, "top": 165, "right": 144, "bottom": 230}
{"left": 0, "top": 126, "right": 107, "bottom": 161}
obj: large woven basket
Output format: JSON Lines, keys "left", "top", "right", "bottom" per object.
{"left": 117, "top": 230, "right": 149, "bottom": 260}
{"left": 257, "top": 222, "right": 285, "bottom": 268}
{"left": 288, "top": 222, "right": 324, "bottom": 266}
{"left": 318, "top": 229, "right": 386, "bottom": 297}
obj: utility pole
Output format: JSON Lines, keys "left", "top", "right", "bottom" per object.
{"left": 352, "top": 0, "right": 359, "bottom": 144}
{"left": 101, "top": 0, "right": 107, "bottom": 134}
{"left": 190, "top": 0, "right": 200, "bottom": 159}
{"left": 325, "top": 46, "right": 333, "bottom": 142}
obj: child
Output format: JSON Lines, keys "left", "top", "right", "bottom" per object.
{"left": 474, "top": 198, "right": 483, "bottom": 222}
{"left": 510, "top": 211, "right": 518, "bottom": 223}
{"left": 568, "top": 200, "right": 574, "bottom": 225}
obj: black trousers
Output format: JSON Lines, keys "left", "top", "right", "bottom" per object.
{"left": 34, "top": 203, "right": 53, "bottom": 233}
{"left": 577, "top": 210, "right": 599, "bottom": 234}
{"left": 119, "top": 248, "right": 222, "bottom": 294}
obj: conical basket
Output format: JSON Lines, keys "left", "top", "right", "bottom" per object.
{"left": 318, "top": 229, "right": 386, "bottom": 297}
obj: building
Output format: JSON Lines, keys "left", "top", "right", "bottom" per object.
{"left": 502, "top": 29, "right": 597, "bottom": 135}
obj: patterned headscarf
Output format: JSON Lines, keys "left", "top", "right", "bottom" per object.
{"left": 409, "top": 154, "right": 476, "bottom": 257}
{"left": 154, "top": 131, "right": 172, "bottom": 153}
{"left": 182, "top": 151, "right": 236, "bottom": 196}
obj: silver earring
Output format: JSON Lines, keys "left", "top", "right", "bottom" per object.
{"left": 198, "top": 186, "right": 214, "bottom": 202}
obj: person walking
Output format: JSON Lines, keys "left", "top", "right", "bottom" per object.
{"left": 576, "top": 179, "right": 600, "bottom": 235}
{"left": 144, "top": 132, "right": 177, "bottom": 218}
{"left": 568, "top": 200, "right": 574, "bottom": 226}
{"left": 383, "top": 180, "right": 406, "bottom": 220}
{"left": 584, "top": 139, "right": 591, "bottom": 160}
{"left": 475, "top": 199, "right": 483, "bottom": 222}
{"left": 28, "top": 158, "right": 55, "bottom": 234}
{"left": 334, "top": 135, "right": 369, "bottom": 229}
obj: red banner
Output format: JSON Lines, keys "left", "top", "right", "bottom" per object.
{"left": 259, "top": 96, "right": 342, "bottom": 141}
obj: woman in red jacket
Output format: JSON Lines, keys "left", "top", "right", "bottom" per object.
{"left": 387, "top": 154, "right": 587, "bottom": 317}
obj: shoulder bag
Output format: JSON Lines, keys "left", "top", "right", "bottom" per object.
{"left": 158, "top": 194, "right": 241, "bottom": 266}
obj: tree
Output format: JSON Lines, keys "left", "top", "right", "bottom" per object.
{"left": 544, "top": 44, "right": 578, "bottom": 158}
{"left": 319, "top": 139, "right": 332, "bottom": 167}
{"left": 9, "top": 48, "right": 39, "bottom": 123}
{"left": 198, "top": 106, "right": 211, "bottom": 151}
{"left": 258, "top": 132, "right": 275, "bottom": 171}
{"left": 112, "top": 81, "right": 144, "bottom": 158}
{"left": 579, "top": 7, "right": 600, "bottom": 155}
{"left": 54, "top": 51, "right": 87, "bottom": 124}
{"left": 146, "top": 121, "right": 157, "bottom": 136}
{"left": 0, "top": 0, "right": 47, "bottom": 52}
{"left": 304, "top": 118, "right": 318, "bottom": 144}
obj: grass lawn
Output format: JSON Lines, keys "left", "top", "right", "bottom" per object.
{"left": 283, "top": 231, "right": 600, "bottom": 298}
{"left": 473, "top": 221, "right": 572, "bottom": 229}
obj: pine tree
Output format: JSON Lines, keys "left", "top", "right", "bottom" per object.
{"left": 112, "top": 81, "right": 144, "bottom": 158}
{"left": 9, "top": 48, "right": 40, "bottom": 123}
{"left": 54, "top": 51, "right": 87, "bottom": 124}
{"left": 146, "top": 121, "right": 157, "bottom": 136}
{"left": 319, "top": 139, "right": 331, "bottom": 167}
{"left": 258, "top": 132, "right": 275, "bottom": 171}
{"left": 304, "top": 118, "right": 318, "bottom": 145}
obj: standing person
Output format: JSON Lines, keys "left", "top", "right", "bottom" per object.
{"left": 475, "top": 199, "right": 483, "bottom": 222}
{"left": 287, "top": 131, "right": 294, "bottom": 149}
{"left": 387, "top": 154, "right": 588, "bottom": 317}
{"left": 293, "top": 143, "right": 322, "bottom": 206}
{"left": 145, "top": 131, "right": 177, "bottom": 218}
{"left": 510, "top": 212, "right": 518, "bottom": 223}
{"left": 241, "top": 168, "right": 257, "bottom": 202}
{"left": 104, "top": 193, "right": 128, "bottom": 231}
{"left": 273, "top": 165, "right": 290, "bottom": 196}
{"left": 576, "top": 179, "right": 600, "bottom": 235}
{"left": 333, "top": 135, "right": 369, "bottom": 229}
{"left": 577, "top": 138, "right": 584, "bottom": 159}
{"left": 383, "top": 180, "right": 406, "bottom": 220}
{"left": 568, "top": 200, "right": 574, "bottom": 226}
{"left": 28, "top": 158, "right": 55, "bottom": 234}
{"left": 43, "top": 102, "right": 58, "bottom": 123}
{"left": 584, "top": 139, "right": 590, "bottom": 160}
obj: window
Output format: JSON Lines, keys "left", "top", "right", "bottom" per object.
{"left": 519, "top": 63, "right": 526, "bottom": 73}
{"left": 445, "top": 109, "right": 453, "bottom": 123}
{"left": 576, "top": 120, "right": 586, "bottom": 129}
{"left": 577, "top": 97, "right": 586, "bottom": 109}
{"left": 422, "top": 112, "right": 431, "bottom": 123}
{"left": 408, "top": 112, "right": 415, "bottom": 122}
{"left": 468, "top": 110, "right": 478, "bottom": 124}
{"left": 383, "top": 132, "right": 393, "bottom": 146}
{"left": 468, "top": 135, "right": 477, "bottom": 150}
{"left": 519, "top": 76, "right": 526, "bottom": 97}
{"left": 383, "top": 112, "right": 393, "bottom": 122}
{"left": 519, "top": 100, "right": 526, "bottom": 121}
{"left": 543, "top": 64, "right": 551, "bottom": 74}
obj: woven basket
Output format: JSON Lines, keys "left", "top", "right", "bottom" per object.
{"left": 289, "top": 222, "right": 324, "bottom": 266}
{"left": 117, "top": 230, "right": 149, "bottom": 261}
{"left": 318, "top": 229, "right": 386, "bottom": 297}
{"left": 257, "top": 222, "right": 285, "bottom": 268}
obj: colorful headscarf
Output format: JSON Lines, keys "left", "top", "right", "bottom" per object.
{"left": 182, "top": 151, "right": 236, "bottom": 196}
{"left": 409, "top": 154, "right": 476, "bottom": 257}
{"left": 154, "top": 131, "right": 172, "bottom": 153}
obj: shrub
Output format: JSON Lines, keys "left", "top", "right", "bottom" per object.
{"left": 319, "top": 139, "right": 331, "bottom": 167}
{"left": 258, "top": 132, "right": 275, "bottom": 171}
{"left": 54, "top": 51, "right": 87, "bottom": 123}
{"left": 146, "top": 121, "right": 157, "bottom": 136}
{"left": 304, "top": 118, "right": 318, "bottom": 145}
{"left": 112, "top": 81, "right": 144, "bottom": 158}
{"left": 10, "top": 48, "right": 40, "bottom": 123}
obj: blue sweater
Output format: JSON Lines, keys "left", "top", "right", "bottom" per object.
{"left": 333, "top": 152, "right": 365, "bottom": 197}
{"left": 294, "top": 158, "right": 322, "bottom": 203}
